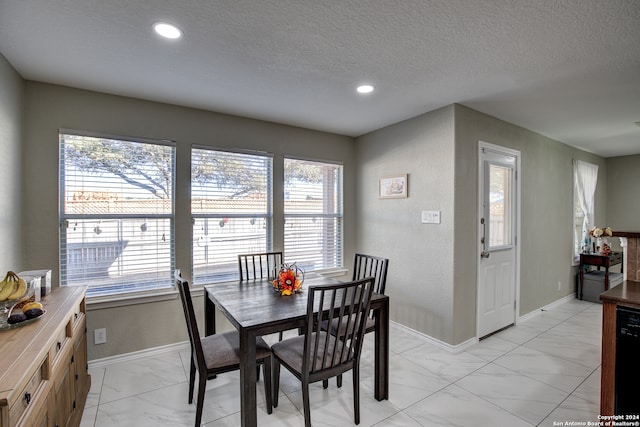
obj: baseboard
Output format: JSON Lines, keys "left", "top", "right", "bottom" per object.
{"left": 519, "top": 292, "right": 577, "bottom": 323}
{"left": 389, "top": 292, "right": 580, "bottom": 353}
{"left": 88, "top": 341, "right": 190, "bottom": 369}
{"left": 389, "top": 320, "right": 477, "bottom": 353}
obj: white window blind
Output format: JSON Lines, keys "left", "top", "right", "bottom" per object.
{"left": 284, "top": 158, "right": 343, "bottom": 271}
{"left": 60, "top": 133, "right": 175, "bottom": 297}
{"left": 59, "top": 132, "right": 175, "bottom": 298}
{"left": 191, "top": 148, "right": 273, "bottom": 284}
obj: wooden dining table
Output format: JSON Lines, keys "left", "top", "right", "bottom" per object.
{"left": 204, "top": 274, "right": 389, "bottom": 427}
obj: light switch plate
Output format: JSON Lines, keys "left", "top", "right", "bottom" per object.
{"left": 421, "top": 210, "right": 441, "bottom": 224}
{"left": 94, "top": 328, "right": 107, "bottom": 345}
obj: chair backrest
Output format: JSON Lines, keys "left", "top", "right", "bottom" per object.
{"left": 175, "top": 270, "right": 206, "bottom": 374}
{"left": 238, "top": 252, "right": 283, "bottom": 281}
{"left": 352, "top": 253, "right": 389, "bottom": 295}
{"left": 303, "top": 278, "right": 375, "bottom": 382}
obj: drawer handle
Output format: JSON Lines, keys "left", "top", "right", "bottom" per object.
{"left": 57, "top": 341, "right": 61, "bottom": 350}
{"left": 75, "top": 312, "right": 78, "bottom": 319}
{"left": 24, "top": 392, "right": 31, "bottom": 405}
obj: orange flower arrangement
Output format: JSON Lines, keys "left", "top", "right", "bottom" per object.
{"left": 272, "top": 263, "right": 303, "bottom": 296}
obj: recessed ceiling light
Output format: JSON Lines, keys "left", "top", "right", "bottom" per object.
{"left": 153, "top": 22, "right": 182, "bottom": 39}
{"left": 356, "top": 85, "right": 375, "bottom": 94}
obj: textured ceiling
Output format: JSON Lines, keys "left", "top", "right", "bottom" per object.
{"left": 1, "top": 0, "right": 639, "bottom": 157}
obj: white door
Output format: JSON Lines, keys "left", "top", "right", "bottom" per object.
{"left": 477, "top": 142, "right": 520, "bottom": 338}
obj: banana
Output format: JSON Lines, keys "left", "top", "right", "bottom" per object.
{"left": 8, "top": 277, "right": 28, "bottom": 300}
{"left": 0, "top": 271, "right": 29, "bottom": 301}
{"left": 0, "top": 272, "right": 10, "bottom": 291}
{"left": 0, "top": 281, "right": 17, "bottom": 301}
{"left": 22, "top": 301, "right": 43, "bottom": 313}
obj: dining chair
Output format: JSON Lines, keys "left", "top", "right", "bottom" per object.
{"left": 238, "top": 251, "right": 283, "bottom": 281}
{"left": 271, "top": 277, "right": 375, "bottom": 427}
{"left": 327, "top": 253, "right": 389, "bottom": 387}
{"left": 352, "top": 253, "right": 389, "bottom": 297}
{"left": 175, "top": 270, "right": 273, "bottom": 427}
{"left": 238, "top": 251, "right": 286, "bottom": 340}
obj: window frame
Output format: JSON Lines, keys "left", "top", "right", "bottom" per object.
{"left": 191, "top": 146, "right": 274, "bottom": 284}
{"left": 283, "top": 157, "right": 344, "bottom": 273}
{"left": 572, "top": 160, "right": 599, "bottom": 264}
{"left": 59, "top": 130, "right": 176, "bottom": 300}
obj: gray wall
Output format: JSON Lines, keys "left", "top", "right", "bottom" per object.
{"left": 0, "top": 54, "right": 24, "bottom": 273}
{"left": 7, "top": 58, "right": 638, "bottom": 355}
{"left": 22, "top": 81, "right": 355, "bottom": 360}
{"left": 454, "top": 105, "right": 607, "bottom": 343}
{"left": 356, "top": 103, "right": 608, "bottom": 346}
{"left": 356, "top": 105, "right": 457, "bottom": 343}
{"left": 606, "top": 155, "right": 640, "bottom": 231}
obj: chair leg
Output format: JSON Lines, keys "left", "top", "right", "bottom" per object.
{"left": 336, "top": 373, "right": 343, "bottom": 388}
{"left": 353, "top": 367, "right": 360, "bottom": 425}
{"left": 302, "top": 381, "right": 311, "bottom": 427}
{"left": 273, "top": 358, "right": 280, "bottom": 408}
{"left": 279, "top": 331, "right": 283, "bottom": 341}
{"left": 194, "top": 376, "right": 207, "bottom": 427}
{"left": 262, "top": 358, "right": 273, "bottom": 414}
{"left": 257, "top": 365, "right": 261, "bottom": 381}
{"left": 322, "top": 379, "right": 328, "bottom": 389}
{"left": 188, "top": 356, "right": 196, "bottom": 404}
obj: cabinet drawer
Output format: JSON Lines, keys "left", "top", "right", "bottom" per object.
{"left": 610, "top": 252, "right": 623, "bottom": 265}
{"left": 8, "top": 359, "right": 47, "bottom": 427}
{"left": 49, "top": 327, "right": 70, "bottom": 365}
{"left": 72, "top": 304, "right": 83, "bottom": 328}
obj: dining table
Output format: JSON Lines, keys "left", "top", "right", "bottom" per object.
{"left": 204, "top": 274, "right": 389, "bottom": 427}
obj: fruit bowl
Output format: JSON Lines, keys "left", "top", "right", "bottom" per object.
{"left": 0, "top": 279, "right": 35, "bottom": 329}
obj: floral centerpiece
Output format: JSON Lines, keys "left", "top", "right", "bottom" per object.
{"left": 589, "top": 226, "right": 613, "bottom": 239}
{"left": 272, "top": 263, "right": 304, "bottom": 296}
{"left": 589, "top": 226, "right": 614, "bottom": 255}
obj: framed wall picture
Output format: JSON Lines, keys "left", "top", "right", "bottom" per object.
{"left": 379, "top": 174, "right": 407, "bottom": 199}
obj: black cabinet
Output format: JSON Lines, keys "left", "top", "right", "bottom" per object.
{"left": 615, "top": 306, "right": 640, "bottom": 414}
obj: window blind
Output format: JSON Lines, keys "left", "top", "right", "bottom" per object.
{"left": 191, "top": 148, "right": 273, "bottom": 284}
{"left": 284, "top": 158, "right": 343, "bottom": 271}
{"left": 59, "top": 133, "right": 175, "bottom": 298}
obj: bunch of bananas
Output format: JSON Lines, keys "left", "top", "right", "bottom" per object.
{"left": 0, "top": 271, "right": 29, "bottom": 302}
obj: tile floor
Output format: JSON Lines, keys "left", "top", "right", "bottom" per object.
{"left": 80, "top": 298, "right": 602, "bottom": 426}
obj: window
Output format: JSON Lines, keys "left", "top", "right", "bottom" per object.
{"left": 573, "top": 160, "right": 599, "bottom": 263}
{"left": 59, "top": 132, "right": 175, "bottom": 298}
{"left": 488, "top": 163, "right": 513, "bottom": 248}
{"left": 284, "top": 158, "right": 343, "bottom": 271}
{"left": 191, "top": 148, "right": 273, "bottom": 284}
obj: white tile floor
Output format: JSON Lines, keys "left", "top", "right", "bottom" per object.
{"left": 80, "top": 298, "right": 602, "bottom": 426}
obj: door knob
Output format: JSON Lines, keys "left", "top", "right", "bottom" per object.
{"left": 481, "top": 251, "right": 491, "bottom": 259}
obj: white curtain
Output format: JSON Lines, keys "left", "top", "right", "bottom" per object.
{"left": 573, "top": 160, "right": 598, "bottom": 260}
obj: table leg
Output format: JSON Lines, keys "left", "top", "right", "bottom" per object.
{"left": 205, "top": 291, "right": 216, "bottom": 336}
{"left": 239, "top": 329, "right": 258, "bottom": 427}
{"left": 579, "top": 265, "right": 585, "bottom": 300}
{"left": 374, "top": 298, "right": 389, "bottom": 400}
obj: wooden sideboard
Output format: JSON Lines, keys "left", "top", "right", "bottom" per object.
{"left": 0, "top": 286, "right": 90, "bottom": 427}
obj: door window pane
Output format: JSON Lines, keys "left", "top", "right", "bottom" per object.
{"left": 489, "top": 164, "right": 512, "bottom": 248}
